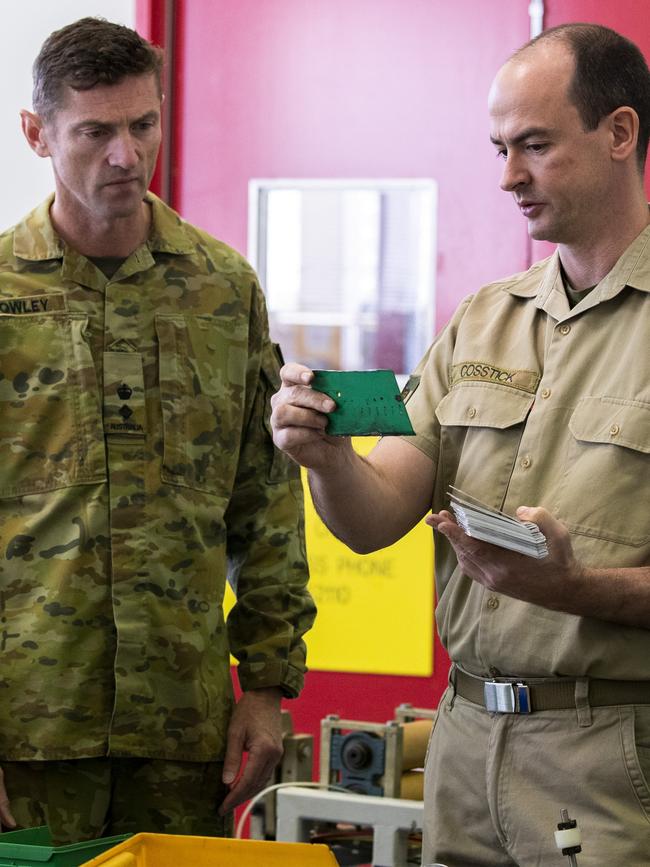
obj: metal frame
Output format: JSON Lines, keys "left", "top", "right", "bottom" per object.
{"left": 320, "top": 715, "right": 404, "bottom": 798}
{"left": 276, "top": 786, "right": 424, "bottom": 867}
{"left": 394, "top": 703, "right": 437, "bottom": 724}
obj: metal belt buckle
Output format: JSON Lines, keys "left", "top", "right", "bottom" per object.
{"left": 484, "top": 681, "right": 531, "bottom": 713}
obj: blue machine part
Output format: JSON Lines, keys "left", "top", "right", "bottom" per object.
{"left": 330, "top": 730, "right": 386, "bottom": 796}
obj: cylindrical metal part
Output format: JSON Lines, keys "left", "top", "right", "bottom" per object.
{"left": 341, "top": 734, "right": 374, "bottom": 770}
{"left": 401, "top": 719, "right": 433, "bottom": 770}
{"left": 399, "top": 769, "right": 424, "bottom": 800}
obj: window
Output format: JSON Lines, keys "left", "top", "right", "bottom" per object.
{"left": 248, "top": 179, "right": 437, "bottom": 376}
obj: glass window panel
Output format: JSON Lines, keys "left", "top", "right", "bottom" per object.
{"left": 249, "top": 179, "right": 437, "bottom": 376}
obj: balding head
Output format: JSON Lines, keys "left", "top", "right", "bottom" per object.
{"left": 507, "top": 23, "right": 650, "bottom": 171}
{"left": 487, "top": 32, "right": 644, "bottom": 246}
{"left": 489, "top": 39, "right": 576, "bottom": 129}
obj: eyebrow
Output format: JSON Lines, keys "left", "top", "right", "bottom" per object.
{"left": 490, "top": 126, "right": 552, "bottom": 146}
{"left": 71, "top": 110, "right": 160, "bottom": 132}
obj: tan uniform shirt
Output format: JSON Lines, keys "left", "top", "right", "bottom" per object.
{"left": 0, "top": 194, "right": 315, "bottom": 761}
{"left": 406, "top": 226, "right": 650, "bottom": 680}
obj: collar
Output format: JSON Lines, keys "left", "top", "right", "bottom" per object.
{"left": 501, "top": 223, "right": 650, "bottom": 319}
{"left": 13, "top": 194, "right": 62, "bottom": 261}
{"left": 12, "top": 191, "right": 195, "bottom": 261}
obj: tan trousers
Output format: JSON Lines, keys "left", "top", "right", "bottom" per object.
{"left": 423, "top": 686, "right": 650, "bottom": 866}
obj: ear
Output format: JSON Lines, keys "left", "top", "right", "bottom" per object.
{"left": 20, "top": 110, "right": 52, "bottom": 158}
{"left": 607, "top": 106, "right": 639, "bottom": 164}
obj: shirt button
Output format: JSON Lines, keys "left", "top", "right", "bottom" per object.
{"left": 541, "top": 387, "right": 551, "bottom": 399}
{"left": 521, "top": 455, "right": 532, "bottom": 469}
{"left": 559, "top": 323, "right": 571, "bottom": 335}
{"left": 609, "top": 423, "right": 620, "bottom": 436}
{"left": 487, "top": 596, "right": 499, "bottom": 610}
{"left": 468, "top": 407, "right": 477, "bottom": 418}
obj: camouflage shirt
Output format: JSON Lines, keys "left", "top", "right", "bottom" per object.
{"left": 0, "top": 194, "right": 315, "bottom": 762}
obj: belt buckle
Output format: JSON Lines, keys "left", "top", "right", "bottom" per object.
{"left": 484, "top": 681, "right": 531, "bottom": 714}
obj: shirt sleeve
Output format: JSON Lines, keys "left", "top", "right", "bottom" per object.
{"left": 224, "top": 280, "right": 316, "bottom": 698}
{"left": 401, "top": 296, "right": 474, "bottom": 463}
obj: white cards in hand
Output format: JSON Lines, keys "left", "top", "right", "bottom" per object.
{"left": 448, "top": 487, "right": 548, "bottom": 559}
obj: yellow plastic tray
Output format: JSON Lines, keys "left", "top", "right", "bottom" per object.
{"left": 81, "top": 833, "right": 339, "bottom": 866}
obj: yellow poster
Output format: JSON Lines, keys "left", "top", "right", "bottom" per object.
{"left": 225, "top": 438, "right": 434, "bottom": 676}
{"left": 302, "top": 438, "right": 434, "bottom": 676}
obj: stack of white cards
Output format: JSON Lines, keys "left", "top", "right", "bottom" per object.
{"left": 448, "top": 487, "right": 548, "bottom": 559}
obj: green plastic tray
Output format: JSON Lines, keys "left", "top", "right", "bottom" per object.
{"left": 0, "top": 826, "right": 130, "bottom": 867}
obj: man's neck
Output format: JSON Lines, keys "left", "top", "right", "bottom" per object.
{"left": 558, "top": 193, "right": 650, "bottom": 290}
{"left": 50, "top": 198, "right": 152, "bottom": 258}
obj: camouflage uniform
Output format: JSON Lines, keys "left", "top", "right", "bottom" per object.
{"left": 3, "top": 757, "right": 233, "bottom": 842}
{"left": 0, "top": 193, "right": 315, "bottom": 764}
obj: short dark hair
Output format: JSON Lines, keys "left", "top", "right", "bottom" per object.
{"left": 520, "top": 23, "right": 650, "bottom": 170}
{"left": 33, "top": 17, "right": 163, "bottom": 119}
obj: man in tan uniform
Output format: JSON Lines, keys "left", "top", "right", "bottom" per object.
{"left": 0, "top": 18, "right": 315, "bottom": 843}
{"left": 272, "top": 23, "right": 650, "bottom": 866}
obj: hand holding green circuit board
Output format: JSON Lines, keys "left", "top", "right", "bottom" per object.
{"left": 311, "top": 369, "right": 415, "bottom": 436}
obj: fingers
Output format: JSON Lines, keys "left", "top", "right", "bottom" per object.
{"left": 218, "top": 738, "right": 282, "bottom": 815}
{"left": 270, "top": 365, "right": 341, "bottom": 466}
{"left": 270, "top": 369, "right": 336, "bottom": 438}
{"left": 271, "top": 395, "right": 332, "bottom": 434}
{"left": 516, "top": 506, "right": 573, "bottom": 563}
{"left": 271, "top": 383, "right": 335, "bottom": 420}
{"left": 0, "top": 767, "right": 16, "bottom": 830}
{"left": 221, "top": 722, "right": 245, "bottom": 790}
{"left": 516, "top": 505, "right": 560, "bottom": 535}
{"left": 218, "top": 689, "right": 284, "bottom": 816}
{"left": 425, "top": 510, "right": 456, "bottom": 528}
{"left": 279, "top": 362, "right": 314, "bottom": 387}
{"left": 516, "top": 505, "right": 547, "bottom": 522}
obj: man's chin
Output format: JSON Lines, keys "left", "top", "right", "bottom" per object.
{"left": 98, "top": 195, "right": 147, "bottom": 221}
{"left": 527, "top": 221, "right": 558, "bottom": 243}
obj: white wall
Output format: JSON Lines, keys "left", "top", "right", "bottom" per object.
{"left": 0, "top": 0, "right": 135, "bottom": 230}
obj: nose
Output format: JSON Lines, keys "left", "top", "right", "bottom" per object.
{"left": 107, "top": 132, "right": 140, "bottom": 170}
{"left": 499, "top": 153, "right": 530, "bottom": 192}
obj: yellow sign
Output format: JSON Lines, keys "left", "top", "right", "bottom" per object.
{"left": 302, "top": 438, "right": 433, "bottom": 676}
{"left": 224, "top": 438, "right": 434, "bottom": 676}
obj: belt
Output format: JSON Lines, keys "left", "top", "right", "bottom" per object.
{"left": 454, "top": 667, "right": 650, "bottom": 714}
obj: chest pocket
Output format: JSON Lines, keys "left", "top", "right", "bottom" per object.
{"left": 156, "top": 314, "right": 249, "bottom": 496}
{"left": 557, "top": 396, "right": 650, "bottom": 546}
{"left": 0, "top": 313, "right": 104, "bottom": 498}
{"left": 435, "top": 383, "right": 535, "bottom": 506}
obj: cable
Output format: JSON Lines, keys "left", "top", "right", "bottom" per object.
{"left": 235, "top": 781, "right": 351, "bottom": 839}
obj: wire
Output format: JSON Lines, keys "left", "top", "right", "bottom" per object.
{"left": 235, "top": 781, "right": 351, "bottom": 839}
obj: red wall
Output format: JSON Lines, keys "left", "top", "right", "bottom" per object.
{"left": 174, "top": 0, "right": 531, "bottom": 329}
{"left": 165, "top": 0, "right": 531, "bottom": 745}
{"left": 137, "top": 0, "right": 650, "bottom": 753}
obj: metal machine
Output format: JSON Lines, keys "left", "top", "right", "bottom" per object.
{"left": 320, "top": 709, "right": 434, "bottom": 800}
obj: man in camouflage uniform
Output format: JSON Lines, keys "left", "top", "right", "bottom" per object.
{"left": 0, "top": 17, "right": 315, "bottom": 843}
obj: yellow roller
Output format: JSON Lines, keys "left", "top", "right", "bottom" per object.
{"left": 399, "top": 769, "right": 424, "bottom": 800}
{"left": 400, "top": 719, "right": 433, "bottom": 770}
